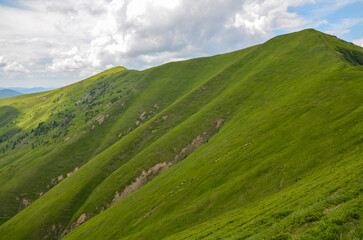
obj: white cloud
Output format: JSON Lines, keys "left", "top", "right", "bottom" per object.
{"left": 0, "top": 0, "right": 314, "bottom": 87}
{"left": 0, "top": 56, "right": 6, "bottom": 67}
{"left": 325, "top": 18, "right": 363, "bottom": 36}
{"left": 229, "top": 0, "right": 309, "bottom": 35}
{"left": 4, "top": 62, "right": 30, "bottom": 73}
{"left": 352, "top": 37, "right": 363, "bottom": 47}
{"left": 0, "top": 56, "right": 29, "bottom": 73}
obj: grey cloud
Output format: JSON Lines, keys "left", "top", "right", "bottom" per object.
{"left": 0, "top": 56, "right": 29, "bottom": 73}
{"left": 116, "top": 1, "right": 258, "bottom": 59}
{"left": 1, "top": 0, "right": 312, "bottom": 87}
{"left": 0, "top": 56, "right": 7, "bottom": 68}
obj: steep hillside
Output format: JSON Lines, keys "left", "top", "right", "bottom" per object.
{"left": 0, "top": 29, "right": 362, "bottom": 239}
{"left": 0, "top": 50, "right": 252, "bottom": 227}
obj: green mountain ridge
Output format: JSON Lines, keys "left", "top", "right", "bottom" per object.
{"left": 0, "top": 29, "right": 362, "bottom": 239}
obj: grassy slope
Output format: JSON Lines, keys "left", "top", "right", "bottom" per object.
{"left": 0, "top": 45, "right": 252, "bottom": 237}
{"left": 0, "top": 29, "right": 362, "bottom": 239}
{"left": 60, "top": 29, "right": 362, "bottom": 239}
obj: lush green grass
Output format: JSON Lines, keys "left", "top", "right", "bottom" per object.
{"left": 166, "top": 151, "right": 362, "bottom": 239}
{"left": 0, "top": 29, "right": 361, "bottom": 239}
{"left": 0, "top": 45, "right": 250, "bottom": 230}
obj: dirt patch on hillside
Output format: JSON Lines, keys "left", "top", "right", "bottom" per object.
{"left": 50, "top": 174, "right": 65, "bottom": 186}
{"left": 60, "top": 213, "right": 87, "bottom": 238}
{"left": 95, "top": 114, "right": 110, "bottom": 125}
{"left": 95, "top": 115, "right": 105, "bottom": 124}
{"left": 67, "top": 167, "right": 79, "bottom": 177}
{"left": 39, "top": 96, "right": 47, "bottom": 101}
{"left": 174, "top": 134, "right": 207, "bottom": 163}
{"left": 110, "top": 162, "right": 173, "bottom": 206}
{"left": 76, "top": 213, "right": 87, "bottom": 225}
{"left": 140, "top": 112, "right": 146, "bottom": 120}
{"left": 16, "top": 195, "right": 32, "bottom": 212}
{"left": 216, "top": 119, "right": 224, "bottom": 129}
{"left": 22, "top": 198, "right": 30, "bottom": 207}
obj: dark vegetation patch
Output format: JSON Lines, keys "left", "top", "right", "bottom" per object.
{"left": 0, "top": 106, "right": 21, "bottom": 152}
{"left": 0, "top": 106, "right": 19, "bottom": 128}
{"left": 337, "top": 47, "right": 363, "bottom": 66}
{"left": 0, "top": 71, "right": 135, "bottom": 155}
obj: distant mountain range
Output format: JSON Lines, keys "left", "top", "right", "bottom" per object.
{"left": 0, "top": 87, "right": 54, "bottom": 99}
{"left": 0, "top": 87, "right": 53, "bottom": 94}
{"left": 0, "top": 89, "right": 22, "bottom": 99}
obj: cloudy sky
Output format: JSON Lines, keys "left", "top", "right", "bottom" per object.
{"left": 0, "top": 0, "right": 362, "bottom": 88}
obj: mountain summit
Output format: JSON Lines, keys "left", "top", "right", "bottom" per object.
{"left": 0, "top": 29, "right": 362, "bottom": 240}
